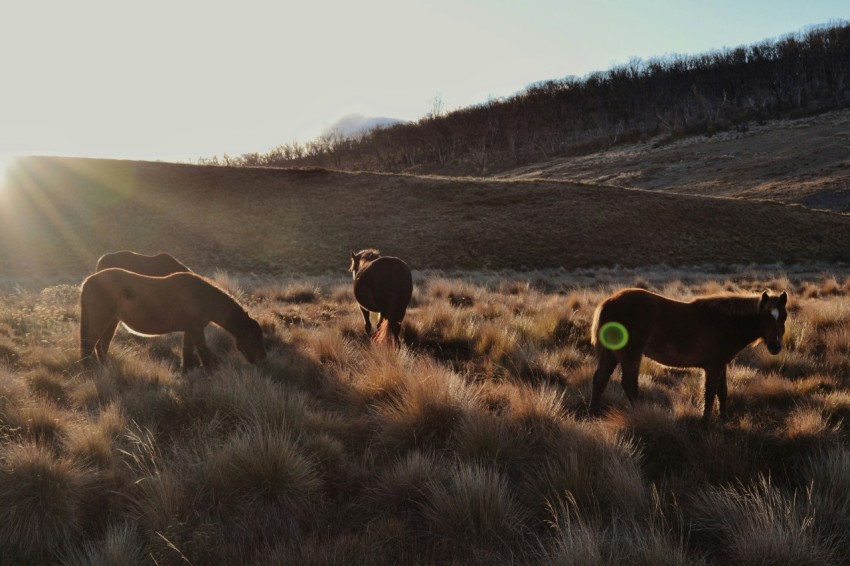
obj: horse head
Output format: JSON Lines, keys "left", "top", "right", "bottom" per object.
{"left": 758, "top": 290, "right": 788, "bottom": 355}
{"left": 349, "top": 249, "right": 381, "bottom": 279}
{"left": 235, "top": 316, "right": 267, "bottom": 363}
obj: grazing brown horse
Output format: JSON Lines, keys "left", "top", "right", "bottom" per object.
{"left": 80, "top": 269, "right": 266, "bottom": 370}
{"left": 589, "top": 288, "right": 788, "bottom": 421}
{"left": 349, "top": 249, "right": 413, "bottom": 346}
{"left": 95, "top": 250, "right": 197, "bottom": 369}
{"left": 96, "top": 250, "right": 192, "bottom": 277}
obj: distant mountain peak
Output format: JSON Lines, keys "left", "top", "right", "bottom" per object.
{"left": 322, "top": 114, "right": 401, "bottom": 138}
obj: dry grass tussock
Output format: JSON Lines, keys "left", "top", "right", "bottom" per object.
{"left": 3, "top": 267, "right": 850, "bottom": 563}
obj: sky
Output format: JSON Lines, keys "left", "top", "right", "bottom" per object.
{"left": 0, "top": 0, "right": 846, "bottom": 163}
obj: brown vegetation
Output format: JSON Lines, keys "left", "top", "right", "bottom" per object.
{"left": 1, "top": 268, "right": 850, "bottom": 563}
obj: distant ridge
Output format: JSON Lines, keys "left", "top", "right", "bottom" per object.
{"left": 1, "top": 156, "right": 849, "bottom": 279}
{"left": 216, "top": 22, "right": 850, "bottom": 180}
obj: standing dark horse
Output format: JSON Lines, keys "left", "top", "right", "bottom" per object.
{"left": 80, "top": 269, "right": 266, "bottom": 370}
{"left": 589, "top": 288, "right": 788, "bottom": 421}
{"left": 96, "top": 250, "right": 192, "bottom": 277}
{"left": 349, "top": 249, "right": 413, "bottom": 346}
{"left": 95, "top": 250, "right": 197, "bottom": 369}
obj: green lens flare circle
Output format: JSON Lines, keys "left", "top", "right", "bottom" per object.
{"left": 599, "top": 322, "right": 629, "bottom": 350}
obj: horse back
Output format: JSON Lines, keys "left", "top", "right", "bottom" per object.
{"left": 84, "top": 268, "right": 190, "bottom": 305}
{"left": 354, "top": 257, "right": 413, "bottom": 315}
{"left": 593, "top": 289, "right": 660, "bottom": 343}
{"left": 96, "top": 251, "right": 191, "bottom": 277}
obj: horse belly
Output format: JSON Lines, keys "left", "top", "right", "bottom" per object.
{"left": 116, "top": 305, "right": 185, "bottom": 336}
{"left": 643, "top": 340, "right": 701, "bottom": 369}
{"left": 120, "top": 319, "right": 182, "bottom": 337}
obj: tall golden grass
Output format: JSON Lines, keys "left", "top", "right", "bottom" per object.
{"left": 1, "top": 268, "right": 850, "bottom": 564}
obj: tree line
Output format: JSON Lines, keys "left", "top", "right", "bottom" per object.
{"left": 200, "top": 21, "right": 850, "bottom": 175}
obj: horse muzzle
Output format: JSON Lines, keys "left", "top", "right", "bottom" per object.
{"left": 767, "top": 340, "right": 782, "bottom": 355}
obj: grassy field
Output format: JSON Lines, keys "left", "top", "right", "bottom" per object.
{"left": 3, "top": 154, "right": 850, "bottom": 563}
{"left": 2, "top": 267, "right": 850, "bottom": 564}
{"left": 2, "top": 157, "right": 850, "bottom": 282}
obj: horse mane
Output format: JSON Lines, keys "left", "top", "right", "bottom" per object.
{"left": 691, "top": 294, "right": 760, "bottom": 316}
{"left": 185, "top": 273, "right": 251, "bottom": 322}
{"left": 356, "top": 248, "right": 381, "bottom": 261}
{"left": 351, "top": 248, "right": 382, "bottom": 272}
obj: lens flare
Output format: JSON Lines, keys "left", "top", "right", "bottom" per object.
{"left": 598, "top": 321, "right": 629, "bottom": 350}
{"left": 0, "top": 153, "right": 13, "bottom": 189}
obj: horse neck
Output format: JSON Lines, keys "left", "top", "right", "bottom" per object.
{"left": 206, "top": 286, "right": 248, "bottom": 334}
{"left": 719, "top": 305, "right": 762, "bottom": 352}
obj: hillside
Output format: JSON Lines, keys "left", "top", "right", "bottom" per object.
{"left": 216, "top": 22, "right": 850, "bottom": 185}
{"left": 498, "top": 108, "right": 850, "bottom": 211}
{"left": 1, "top": 156, "right": 849, "bottom": 280}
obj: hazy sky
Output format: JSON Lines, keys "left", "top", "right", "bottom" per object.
{"left": 0, "top": 0, "right": 846, "bottom": 162}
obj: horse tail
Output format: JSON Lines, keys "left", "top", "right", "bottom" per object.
{"left": 79, "top": 280, "right": 96, "bottom": 362}
{"left": 79, "top": 294, "right": 89, "bottom": 358}
{"left": 590, "top": 302, "right": 604, "bottom": 348}
{"left": 372, "top": 318, "right": 397, "bottom": 347}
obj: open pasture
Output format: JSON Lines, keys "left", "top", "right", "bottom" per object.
{"left": 2, "top": 266, "right": 850, "bottom": 564}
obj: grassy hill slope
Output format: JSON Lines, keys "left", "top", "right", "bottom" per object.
{"left": 1, "top": 156, "right": 849, "bottom": 279}
{"left": 499, "top": 109, "right": 850, "bottom": 211}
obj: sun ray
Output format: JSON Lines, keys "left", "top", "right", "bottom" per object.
{"left": 0, "top": 153, "right": 17, "bottom": 189}
{"left": 0, "top": 156, "right": 222, "bottom": 279}
{"left": 0, "top": 158, "right": 107, "bottom": 276}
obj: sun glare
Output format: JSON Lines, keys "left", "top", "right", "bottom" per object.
{"left": 0, "top": 154, "right": 15, "bottom": 189}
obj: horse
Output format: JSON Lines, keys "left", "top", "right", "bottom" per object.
{"left": 80, "top": 268, "right": 266, "bottom": 371}
{"left": 96, "top": 250, "right": 192, "bottom": 277}
{"left": 588, "top": 288, "right": 788, "bottom": 422}
{"left": 95, "top": 250, "right": 197, "bottom": 369}
{"left": 349, "top": 249, "right": 413, "bottom": 346}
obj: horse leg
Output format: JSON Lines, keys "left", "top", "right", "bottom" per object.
{"left": 182, "top": 333, "right": 202, "bottom": 372}
{"left": 79, "top": 311, "right": 99, "bottom": 366}
{"left": 702, "top": 367, "right": 722, "bottom": 422}
{"left": 387, "top": 295, "right": 408, "bottom": 345}
{"left": 95, "top": 318, "right": 120, "bottom": 362}
{"left": 80, "top": 304, "right": 115, "bottom": 366}
{"left": 716, "top": 366, "right": 729, "bottom": 421}
{"left": 360, "top": 306, "right": 372, "bottom": 335}
{"left": 589, "top": 347, "right": 619, "bottom": 415}
{"left": 389, "top": 320, "right": 402, "bottom": 343}
{"left": 181, "top": 333, "right": 201, "bottom": 373}
{"left": 620, "top": 356, "right": 642, "bottom": 406}
{"left": 187, "top": 327, "right": 217, "bottom": 370}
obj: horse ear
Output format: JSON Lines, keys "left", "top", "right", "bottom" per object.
{"left": 760, "top": 290, "right": 769, "bottom": 305}
{"left": 351, "top": 251, "right": 356, "bottom": 260}
{"left": 779, "top": 291, "right": 788, "bottom": 305}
